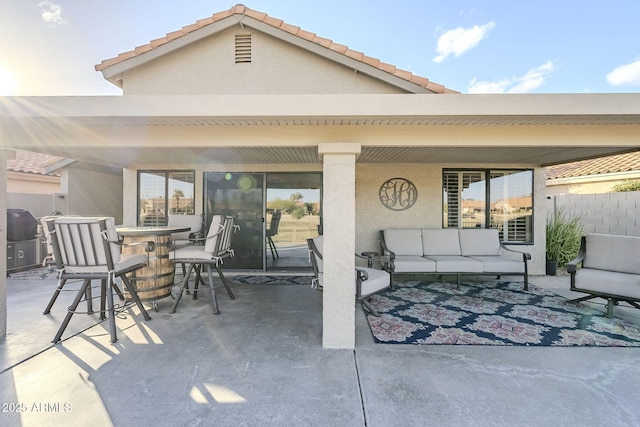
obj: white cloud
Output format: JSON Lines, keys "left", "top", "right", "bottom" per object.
{"left": 38, "top": 1, "right": 67, "bottom": 27}
{"left": 433, "top": 22, "right": 495, "bottom": 63}
{"left": 468, "top": 61, "right": 556, "bottom": 94}
{"left": 606, "top": 59, "right": 640, "bottom": 86}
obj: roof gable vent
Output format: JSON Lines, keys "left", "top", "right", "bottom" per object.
{"left": 235, "top": 33, "right": 252, "bottom": 63}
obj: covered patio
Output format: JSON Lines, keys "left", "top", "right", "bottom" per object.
{"left": 2, "top": 93, "right": 640, "bottom": 349}
{"left": 1, "top": 271, "right": 639, "bottom": 426}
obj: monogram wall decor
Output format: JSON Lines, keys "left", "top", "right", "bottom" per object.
{"left": 378, "top": 178, "right": 417, "bottom": 211}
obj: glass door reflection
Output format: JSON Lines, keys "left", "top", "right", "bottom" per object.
{"left": 266, "top": 173, "right": 321, "bottom": 270}
{"left": 205, "top": 173, "right": 264, "bottom": 269}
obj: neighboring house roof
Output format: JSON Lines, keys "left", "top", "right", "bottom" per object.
{"left": 95, "top": 4, "right": 457, "bottom": 94}
{"left": 546, "top": 151, "right": 640, "bottom": 180}
{"left": 6, "top": 149, "right": 62, "bottom": 176}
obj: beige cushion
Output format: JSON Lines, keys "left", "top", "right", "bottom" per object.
{"left": 459, "top": 229, "right": 501, "bottom": 256}
{"left": 425, "top": 255, "right": 483, "bottom": 273}
{"left": 584, "top": 234, "right": 640, "bottom": 275}
{"left": 574, "top": 268, "right": 640, "bottom": 299}
{"left": 168, "top": 214, "right": 203, "bottom": 247}
{"left": 384, "top": 229, "right": 423, "bottom": 256}
{"left": 392, "top": 256, "right": 436, "bottom": 273}
{"left": 421, "top": 229, "right": 461, "bottom": 256}
{"left": 357, "top": 267, "right": 390, "bottom": 298}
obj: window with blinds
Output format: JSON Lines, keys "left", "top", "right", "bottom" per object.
{"left": 443, "top": 171, "right": 485, "bottom": 229}
{"left": 443, "top": 169, "right": 533, "bottom": 243}
{"left": 138, "top": 170, "right": 195, "bottom": 226}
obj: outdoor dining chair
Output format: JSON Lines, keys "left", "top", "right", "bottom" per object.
{"left": 167, "top": 213, "right": 205, "bottom": 277}
{"left": 265, "top": 210, "right": 281, "bottom": 260}
{"left": 307, "top": 235, "right": 390, "bottom": 316}
{"left": 169, "top": 214, "right": 238, "bottom": 314}
{"left": 44, "top": 216, "right": 152, "bottom": 343}
{"left": 40, "top": 215, "right": 126, "bottom": 315}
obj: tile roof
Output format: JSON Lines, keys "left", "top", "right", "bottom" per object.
{"left": 7, "top": 150, "right": 63, "bottom": 176}
{"left": 546, "top": 151, "right": 640, "bottom": 180}
{"left": 95, "top": 4, "right": 458, "bottom": 94}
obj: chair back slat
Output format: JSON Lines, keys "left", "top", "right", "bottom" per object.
{"left": 204, "top": 215, "right": 224, "bottom": 254}
{"left": 216, "top": 216, "right": 236, "bottom": 256}
{"left": 47, "top": 217, "right": 120, "bottom": 272}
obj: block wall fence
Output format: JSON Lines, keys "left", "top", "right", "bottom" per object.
{"left": 546, "top": 192, "right": 640, "bottom": 237}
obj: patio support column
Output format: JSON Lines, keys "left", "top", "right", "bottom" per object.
{"left": 0, "top": 149, "right": 15, "bottom": 337}
{"left": 318, "top": 142, "right": 361, "bottom": 349}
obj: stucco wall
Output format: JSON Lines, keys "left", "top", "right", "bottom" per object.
{"left": 62, "top": 168, "right": 123, "bottom": 224}
{"left": 356, "top": 164, "right": 547, "bottom": 275}
{"left": 123, "top": 27, "right": 405, "bottom": 95}
{"left": 123, "top": 162, "right": 547, "bottom": 274}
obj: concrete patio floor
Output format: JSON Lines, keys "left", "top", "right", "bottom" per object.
{"left": 1, "top": 272, "right": 640, "bottom": 427}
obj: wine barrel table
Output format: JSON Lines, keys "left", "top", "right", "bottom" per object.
{"left": 116, "top": 226, "right": 189, "bottom": 310}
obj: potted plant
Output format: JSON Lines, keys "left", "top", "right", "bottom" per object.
{"left": 546, "top": 208, "right": 583, "bottom": 275}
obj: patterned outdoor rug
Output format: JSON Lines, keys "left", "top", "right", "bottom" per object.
{"left": 231, "top": 275, "right": 312, "bottom": 286}
{"left": 7, "top": 269, "right": 313, "bottom": 286}
{"left": 366, "top": 280, "right": 640, "bottom": 346}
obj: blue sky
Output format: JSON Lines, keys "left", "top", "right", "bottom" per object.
{"left": 1, "top": 1, "right": 639, "bottom": 95}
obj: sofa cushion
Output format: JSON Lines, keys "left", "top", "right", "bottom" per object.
{"left": 468, "top": 256, "right": 524, "bottom": 274}
{"left": 393, "top": 256, "right": 437, "bottom": 273}
{"left": 384, "top": 229, "right": 424, "bottom": 256}
{"left": 574, "top": 268, "right": 640, "bottom": 300}
{"left": 459, "top": 229, "right": 501, "bottom": 256}
{"left": 421, "top": 229, "right": 461, "bottom": 256}
{"left": 425, "top": 255, "right": 483, "bottom": 273}
{"left": 584, "top": 234, "right": 640, "bottom": 275}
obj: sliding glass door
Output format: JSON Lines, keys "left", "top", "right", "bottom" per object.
{"left": 204, "top": 172, "right": 321, "bottom": 271}
{"left": 205, "top": 173, "right": 264, "bottom": 269}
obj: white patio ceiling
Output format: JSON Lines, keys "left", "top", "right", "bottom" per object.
{"left": 2, "top": 93, "right": 639, "bottom": 168}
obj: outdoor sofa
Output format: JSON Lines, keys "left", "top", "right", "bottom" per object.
{"left": 379, "top": 228, "right": 531, "bottom": 289}
{"left": 567, "top": 233, "right": 640, "bottom": 317}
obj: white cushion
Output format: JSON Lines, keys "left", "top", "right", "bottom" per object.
{"left": 468, "top": 256, "right": 524, "bottom": 274}
{"left": 64, "top": 253, "right": 147, "bottom": 274}
{"left": 384, "top": 229, "right": 423, "bottom": 256}
{"left": 574, "top": 268, "right": 640, "bottom": 299}
{"left": 425, "top": 255, "right": 483, "bottom": 273}
{"left": 168, "top": 214, "right": 203, "bottom": 247}
{"left": 584, "top": 234, "right": 640, "bottom": 275}
{"left": 170, "top": 245, "right": 211, "bottom": 261}
{"left": 459, "top": 229, "right": 501, "bottom": 256}
{"left": 392, "top": 256, "right": 436, "bottom": 273}
{"left": 421, "top": 229, "right": 461, "bottom": 256}
{"left": 357, "top": 267, "right": 390, "bottom": 298}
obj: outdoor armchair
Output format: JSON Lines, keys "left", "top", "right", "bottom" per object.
{"left": 307, "top": 235, "right": 390, "bottom": 316}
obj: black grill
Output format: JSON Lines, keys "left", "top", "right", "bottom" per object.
{"left": 6, "top": 209, "right": 38, "bottom": 241}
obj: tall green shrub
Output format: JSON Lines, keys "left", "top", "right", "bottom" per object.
{"left": 546, "top": 209, "right": 583, "bottom": 267}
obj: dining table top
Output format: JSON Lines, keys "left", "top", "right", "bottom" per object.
{"left": 115, "top": 225, "right": 191, "bottom": 236}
